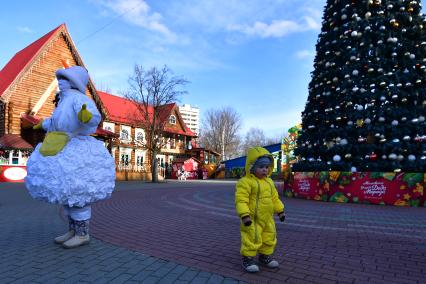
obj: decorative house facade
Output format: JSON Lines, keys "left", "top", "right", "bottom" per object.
{"left": 0, "top": 24, "right": 116, "bottom": 181}
{"left": 97, "top": 91, "right": 197, "bottom": 180}
{"left": 0, "top": 23, "right": 202, "bottom": 182}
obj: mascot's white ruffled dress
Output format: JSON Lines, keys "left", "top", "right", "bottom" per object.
{"left": 25, "top": 66, "right": 115, "bottom": 248}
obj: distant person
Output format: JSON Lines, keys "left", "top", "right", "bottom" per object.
{"left": 25, "top": 66, "right": 116, "bottom": 249}
{"left": 235, "top": 146, "right": 285, "bottom": 273}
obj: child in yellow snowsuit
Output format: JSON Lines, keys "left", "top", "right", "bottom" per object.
{"left": 235, "top": 146, "right": 285, "bottom": 273}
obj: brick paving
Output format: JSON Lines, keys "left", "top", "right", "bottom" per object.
{"left": 0, "top": 182, "right": 245, "bottom": 284}
{"left": 1, "top": 180, "right": 426, "bottom": 283}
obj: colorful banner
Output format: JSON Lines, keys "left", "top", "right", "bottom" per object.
{"left": 287, "top": 172, "right": 425, "bottom": 207}
{"left": 0, "top": 165, "right": 27, "bottom": 182}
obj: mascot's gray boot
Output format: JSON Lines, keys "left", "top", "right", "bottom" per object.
{"left": 62, "top": 234, "right": 90, "bottom": 249}
{"left": 62, "top": 219, "right": 90, "bottom": 249}
{"left": 54, "top": 230, "right": 75, "bottom": 244}
{"left": 54, "top": 216, "right": 75, "bottom": 244}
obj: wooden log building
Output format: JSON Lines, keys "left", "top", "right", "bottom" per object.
{"left": 0, "top": 23, "right": 204, "bottom": 181}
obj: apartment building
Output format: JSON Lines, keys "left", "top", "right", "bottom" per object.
{"left": 178, "top": 104, "right": 200, "bottom": 136}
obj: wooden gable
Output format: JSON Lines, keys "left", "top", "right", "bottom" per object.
{"left": 0, "top": 23, "right": 107, "bottom": 136}
{"left": 164, "top": 105, "right": 195, "bottom": 137}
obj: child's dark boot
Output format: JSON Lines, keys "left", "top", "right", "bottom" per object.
{"left": 258, "top": 254, "right": 279, "bottom": 268}
{"left": 242, "top": 256, "right": 259, "bottom": 273}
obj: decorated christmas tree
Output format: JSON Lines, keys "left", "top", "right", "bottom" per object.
{"left": 294, "top": 0, "right": 426, "bottom": 173}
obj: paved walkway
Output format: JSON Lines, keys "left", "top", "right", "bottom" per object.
{"left": 0, "top": 182, "right": 245, "bottom": 284}
{"left": 1, "top": 180, "right": 426, "bottom": 283}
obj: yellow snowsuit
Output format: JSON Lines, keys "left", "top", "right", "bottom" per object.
{"left": 235, "top": 147, "right": 284, "bottom": 257}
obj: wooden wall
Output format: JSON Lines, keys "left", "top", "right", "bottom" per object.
{"left": 3, "top": 32, "right": 95, "bottom": 136}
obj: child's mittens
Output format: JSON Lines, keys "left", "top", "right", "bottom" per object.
{"left": 77, "top": 104, "right": 93, "bottom": 123}
{"left": 242, "top": 215, "right": 252, "bottom": 226}
{"left": 278, "top": 212, "right": 285, "bottom": 222}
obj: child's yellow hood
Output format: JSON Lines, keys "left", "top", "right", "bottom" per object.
{"left": 245, "top": 146, "right": 274, "bottom": 177}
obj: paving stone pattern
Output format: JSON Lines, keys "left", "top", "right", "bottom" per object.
{"left": 91, "top": 181, "right": 426, "bottom": 284}
{"left": 1, "top": 180, "right": 426, "bottom": 283}
{"left": 0, "top": 182, "right": 245, "bottom": 284}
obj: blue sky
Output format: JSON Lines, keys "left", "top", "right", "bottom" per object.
{"left": 0, "top": 0, "right": 326, "bottom": 138}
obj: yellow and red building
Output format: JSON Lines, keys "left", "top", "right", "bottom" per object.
{"left": 0, "top": 23, "right": 198, "bottom": 181}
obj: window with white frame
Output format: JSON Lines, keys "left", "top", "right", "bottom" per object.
{"left": 103, "top": 122, "right": 115, "bottom": 133}
{"left": 135, "top": 150, "right": 146, "bottom": 171}
{"left": 120, "top": 125, "right": 131, "bottom": 143}
{"left": 111, "top": 147, "right": 117, "bottom": 160}
{"left": 169, "top": 115, "right": 176, "bottom": 124}
{"left": 119, "top": 148, "right": 132, "bottom": 170}
{"left": 135, "top": 128, "right": 145, "bottom": 144}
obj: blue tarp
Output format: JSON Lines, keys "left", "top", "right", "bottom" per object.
{"left": 223, "top": 143, "right": 281, "bottom": 169}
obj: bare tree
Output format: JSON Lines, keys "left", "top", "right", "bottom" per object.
{"left": 124, "top": 64, "right": 188, "bottom": 182}
{"left": 265, "top": 134, "right": 284, "bottom": 146}
{"left": 199, "top": 107, "right": 242, "bottom": 161}
{"left": 241, "top": 127, "right": 267, "bottom": 155}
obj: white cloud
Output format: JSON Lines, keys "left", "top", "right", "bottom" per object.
{"left": 94, "top": 0, "right": 177, "bottom": 42}
{"left": 228, "top": 16, "right": 319, "bottom": 38}
{"left": 167, "top": 0, "right": 323, "bottom": 38}
{"left": 17, "top": 26, "right": 33, "bottom": 33}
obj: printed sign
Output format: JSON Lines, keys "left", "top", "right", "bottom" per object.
{"left": 0, "top": 166, "right": 27, "bottom": 182}
{"left": 288, "top": 172, "right": 425, "bottom": 207}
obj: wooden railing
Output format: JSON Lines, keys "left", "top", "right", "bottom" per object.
{"left": 116, "top": 163, "right": 165, "bottom": 177}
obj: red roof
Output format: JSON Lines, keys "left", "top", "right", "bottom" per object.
{"left": 98, "top": 91, "right": 196, "bottom": 137}
{"left": 20, "top": 113, "right": 118, "bottom": 138}
{"left": 0, "top": 134, "right": 33, "bottom": 150}
{"left": 0, "top": 24, "right": 64, "bottom": 98}
{"left": 97, "top": 91, "right": 144, "bottom": 124}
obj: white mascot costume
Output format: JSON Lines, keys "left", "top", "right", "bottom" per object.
{"left": 25, "top": 66, "right": 116, "bottom": 248}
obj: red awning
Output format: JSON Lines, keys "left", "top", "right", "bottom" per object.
{"left": 0, "top": 134, "right": 33, "bottom": 150}
{"left": 21, "top": 113, "right": 119, "bottom": 138}
{"left": 94, "top": 127, "right": 119, "bottom": 138}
